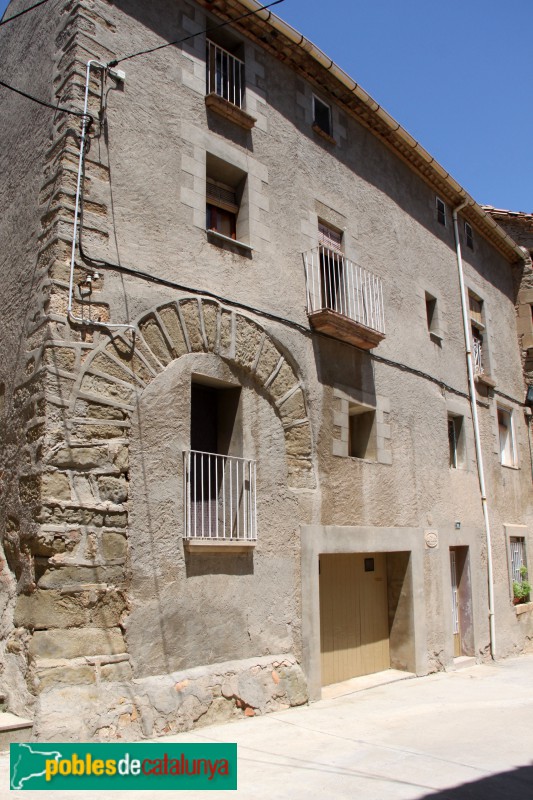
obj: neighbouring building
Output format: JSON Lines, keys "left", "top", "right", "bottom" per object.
{"left": 0, "top": 0, "right": 532, "bottom": 742}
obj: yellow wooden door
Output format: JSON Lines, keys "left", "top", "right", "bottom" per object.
{"left": 319, "top": 553, "right": 390, "bottom": 685}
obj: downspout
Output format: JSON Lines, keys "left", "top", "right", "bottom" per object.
{"left": 452, "top": 202, "right": 496, "bottom": 659}
{"left": 68, "top": 60, "right": 134, "bottom": 331}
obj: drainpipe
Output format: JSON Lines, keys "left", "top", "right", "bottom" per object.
{"left": 452, "top": 202, "right": 496, "bottom": 659}
{"left": 68, "top": 60, "right": 135, "bottom": 331}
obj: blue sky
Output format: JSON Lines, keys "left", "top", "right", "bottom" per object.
{"left": 1, "top": 0, "right": 531, "bottom": 211}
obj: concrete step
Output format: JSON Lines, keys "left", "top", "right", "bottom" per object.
{"left": 0, "top": 713, "right": 33, "bottom": 752}
{"left": 452, "top": 656, "right": 477, "bottom": 671}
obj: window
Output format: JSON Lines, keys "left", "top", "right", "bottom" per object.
{"left": 349, "top": 403, "right": 377, "bottom": 460}
{"left": 424, "top": 291, "right": 443, "bottom": 341}
{"left": 186, "top": 378, "right": 257, "bottom": 541}
{"left": 448, "top": 414, "right": 465, "bottom": 468}
{"left": 497, "top": 406, "right": 516, "bottom": 467}
{"left": 206, "top": 38, "right": 244, "bottom": 108}
{"left": 313, "top": 95, "right": 332, "bottom": 138}
{"left": 436, "top": 196, "right": 446, "bottom": 226}
{"left": 468, "top": 291, "right": 488, "bottom": 378}
{"left": 206, "top": 153, "right": 247, "bottom": 245}
{"left": 465, "top": 222, "right": 474, "bottom": 250}
{"left": 510, "top": 537, "right": 529, "bottom": 603}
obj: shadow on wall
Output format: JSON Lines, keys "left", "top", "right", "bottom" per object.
{"left": 417, "top": 764, "right": 533, "bottom": 800}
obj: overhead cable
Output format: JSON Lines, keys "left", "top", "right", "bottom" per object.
{"left": 0, "top": 0, "right": 52, "bottom": 27}
{"left": 108, "top": 0, "right": 285, "bottom": 67}
{"left": 0, "top": 79, "right": 92, "bottom": 120}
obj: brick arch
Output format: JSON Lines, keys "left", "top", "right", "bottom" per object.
{"left": 75, "top": 297, "right": 315, "bottom": 490}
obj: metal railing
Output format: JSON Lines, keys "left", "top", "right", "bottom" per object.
{"left": 472, "top": 336, "right": 484, "bottom": 374}
{"left": 184, "top": 450, "right": 257, "bottom": 540}
{"left": 304, "top": 246, "right": 385, "bottom": 335}
{"left": 206, "top": 40, "right": 244, "bottom": 109}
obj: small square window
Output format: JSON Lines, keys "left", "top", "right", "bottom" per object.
{"left": 436, "top": 197, "right": 446, "bottom": 226}
{"left": 448, "top": 414, "right": 465, "bottom": 469}
{"left": 498, "top": 406, "right": 516, "bottom": 467}
{"left": 465, "top": 222, "right": 474, "bottom": 250}
{"left": 349, "top": 404, "right": 377, "bottom": 460}
{"left": 313, "top": 95, "right": 332, "bottom": 137}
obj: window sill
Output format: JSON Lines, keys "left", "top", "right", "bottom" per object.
{"left": 515, "top": 600, "right": 533, "bottom": 616}
{"left": 429, "top": 331, "right": 444, "bottom": 345}
{"left": 474, "top": 372, "right": 496, "bottom": 389}
{"left": 184, "top": 538, "right": 256, "bottom": 554}
{"left": 206, "top": 228, "right": 253, "bottom": 254}
{"left": 205, "top": 93, "right": 256, "bottom": 130}
{"left": 312, "top": 123, "right": 337, "bottom": 146}
{"left": 501, "top": 462, "right": 519, "bottom": 470}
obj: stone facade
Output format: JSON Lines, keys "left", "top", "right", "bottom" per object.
{"left": 0, "top": 0, "right": 532, "bottom": 741}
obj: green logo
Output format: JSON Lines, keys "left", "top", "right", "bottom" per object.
{"left": 10, "top": 743, "right": 237, "bottom": 791}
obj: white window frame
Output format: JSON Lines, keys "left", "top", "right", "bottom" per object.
{"left": 464, "top": 221, "right": 474, "bottom": 250}
{"left": 497, "top": 405, "right": 517, "bottom": 467}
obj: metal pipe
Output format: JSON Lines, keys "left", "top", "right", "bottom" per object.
{"left": 452, "top": 202, "right": 496, "bottom": 659}
{"left": 68, "top": 60, "right": 135, "bottom": 331}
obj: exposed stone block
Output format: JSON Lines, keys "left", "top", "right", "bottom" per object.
{"left": 104, "top": 340, "right": 153, "bottom": 384}
{"left": 29, "top": 627, "right": 125, "bottom": 659}
{"left": 37, "top": 663, "right": 96, "bottom": 691}
{"left": 98, "top": 476, "right": 128, "bottom": 504}
{"left": 254, "top": 337, "right": 282, "bottom": 385}
{"left": 71, "top": 423, "right": 126, "bottom": 442}
{"left": 234, "top": 316, "right": 263, "bottom": 372}
{"left": 80, "top": 374, "right": 135, "bottom": 405}
{"left": 44, "top": 346, "right": 76, "bottom": 371}
{"left": 158, "top": 305, "right": 188, "bottom": 357}
{"left": 99, "top": 661, "right": 133, "bottom": 682}
{"left": 179, "top": 299, "right": 205, "bottom": 352}
{"left": 42, "top": 472, "right": 71, "bottom": 501}
{"left": 278, "top": 388, "right": 306, "bottom": 425}
{"left": 14, "top": 588, "right": 126, "bottom": 629}
{"left": 49, "top": 445, "right": 108, "bottom": 470}
{"left": 219, "top": 309, "right": 233, "bottom": 357}
{"left": 284, "top": 423, "right": 312, "bottom": 458}
{"left": 91, "top": 353, "right": 136, "bottom": 384}
{"left": 101, "top": 532, "right": 127, "bottom": 561}
{"left": 268, "top": 360, "right": 298, "bottom": 401}
{"left": 139, "top": 318, "right": 173, "bottom": 365}
{"left": 201, "top": 300, "right": 219, "bottom": 351}
{"left": 38, "top": 565, "right": 125, "bottom": 589}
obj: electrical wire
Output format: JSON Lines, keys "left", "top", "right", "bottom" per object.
{"left": 0, "top": 0, "right": 52, "bottom": 27}
{"left": 108, "top": 0, "right": 285, "bottom": 67}
{"left": 0, "top": 78, "right": 93, "bottom": 120}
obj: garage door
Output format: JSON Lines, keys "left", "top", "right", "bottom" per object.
{"left": 319, "top": 552, "right": 390, "bottom": 685}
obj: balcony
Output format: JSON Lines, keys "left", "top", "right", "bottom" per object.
{"left": 304, "top": 246, "right": 386, "bottom": 349}
{"left": 205, "top": 40, "right": 256, "bottom": 130}
{"left": 184, "top": 450, "right": 257, "bottom": 551}
{"left": 472, "top": 335, "right": 496, "bottom": 389}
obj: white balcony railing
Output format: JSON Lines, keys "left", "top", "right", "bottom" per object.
{"left": 472, "top": 336, "right": 484, "bottom": 374}
{"left": 304, "top": 246, "right": 386, "bottom": 336}
{"left": 206, "top": 40, "right": 244, "bottom": 109}
{"left": 184, "top": 450, "right": 257, "bottom": 541}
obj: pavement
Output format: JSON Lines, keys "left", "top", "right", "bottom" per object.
{"left": 3, "top": 654, "right": 533, "bottom": 799}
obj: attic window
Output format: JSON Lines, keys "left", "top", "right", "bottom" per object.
{"left": 313, "top": 95, "right": 332, "bottom": 138}
{"left": 436, "top": 197, "right": 446, "bottom": 226}
{"left": 465, "top": 222, "right": 474, "bottom": 250}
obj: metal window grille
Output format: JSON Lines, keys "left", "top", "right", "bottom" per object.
{"left": 472, "top": 333, "right": 484, "bottom": 374}
{"left": 450, "top": 550, "right": 459, "bottom": 636}
{"left": 206, "top": 40, "right": 244, "bottom": 108}
{"left": 304, "top": 246, "right": 385, "bottom": 335}
{"left": 510, "top": 537, "right": 527, "bottom": 584}
{"left": 184, "top": 450, "right": 257, "bottom": 540}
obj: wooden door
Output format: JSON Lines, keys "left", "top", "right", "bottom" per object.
{"left": 319, "top": 553, "right": 390, "bottom": 685}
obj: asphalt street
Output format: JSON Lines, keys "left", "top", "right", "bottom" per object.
{"left": 3, "top": 654, "right": 533, "bottom": 799}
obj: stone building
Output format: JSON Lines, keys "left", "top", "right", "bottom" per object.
{"left": 0, "top": 0, "right": 532, "bottom": 741}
